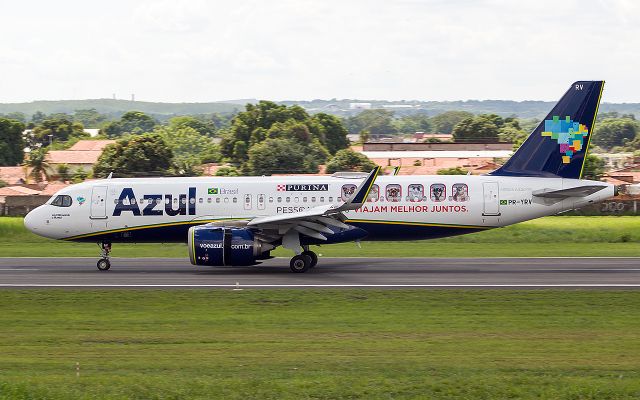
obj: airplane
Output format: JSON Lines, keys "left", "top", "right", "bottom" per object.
{"left": 24, "top": 80, "right": 616, "bottom": 273}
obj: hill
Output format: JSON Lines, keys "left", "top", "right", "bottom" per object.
{"left": 0, "top": 98, "right": 639, "bottom": 120}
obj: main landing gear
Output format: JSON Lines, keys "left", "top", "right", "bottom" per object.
{"left": 97, "top": 242, "right": 112, "bottom": 271}
{"left": 289, "top": 247, "right": 318, "bottom": 273}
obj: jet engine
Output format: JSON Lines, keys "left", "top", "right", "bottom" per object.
{"left": 188, "top": 226, "right": 273, "bottom": 266}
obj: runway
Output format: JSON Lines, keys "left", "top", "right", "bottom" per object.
{"left": 1, "top": 257, "right": 640, "bottom": 288}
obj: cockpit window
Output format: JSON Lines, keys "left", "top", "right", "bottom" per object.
{"left": 51, "top": 195, "right": 72, "bottom": 207}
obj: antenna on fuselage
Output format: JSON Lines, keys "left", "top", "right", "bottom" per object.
{"left": 107, "top": 172, "right": 113, "bottom": 179}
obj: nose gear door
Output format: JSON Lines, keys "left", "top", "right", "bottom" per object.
{"left": 90, "top": 186, "right": 108, "bottom": 219}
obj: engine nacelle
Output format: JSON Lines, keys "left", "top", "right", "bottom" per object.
{"left": 188, "top": 226, "right": 272, "bottom": 266}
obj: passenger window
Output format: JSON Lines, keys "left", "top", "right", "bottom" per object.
{"left": 329, "top": 197, "right": 333, "bottom": 203}
{"left": 320, "top": 196, "right": 325, "bottom": 203}
{"left": 173, "top": 198, "right": 178, "bottom": 204}
{"left": 451, "top": 184, "right": 469, "bottom": 202}
{"left": 303, "top": 197, "right": 307, "bottom": 202}
{"left": 114, "top": 199, "right": 118, "bottom": 204}
{"left": 294, "top": 197, "right": 299, "bottom": 203}
{"left": 367, "top": 184, "right": 380, "bottom": 202}
{"left": 430, "top": 184, "right": 446, "bottom": 202}
{"left": 224, "top": 198, "right": 229, "bottom": 203}
{"left": 386, "top": 184, "right": 402, "bottom": 202}
{"left": 311, "top": 197, "right": 316, "bottom": 202}
{"left": 165, "top": 198, "right": 171, "bottom": 205}
{"left": 277, "top": 197, "right": 282, "bottom": 203}
{"left": 269, "top": 197, "right": 274, "bottom": 203}
{"left": 207, "top": 198, "right": 212, "bottom": 203}
{"left": 408, "top": 184, "right": 424, "bottom": 202}
{"left": 233, "top": 197, "right": 237, "bottom": 203}
{"left": 341, "top": 184, "right": 357, "bottom": 201}
{"left": 286, "top": 197, "right": 291, "bottom": 203}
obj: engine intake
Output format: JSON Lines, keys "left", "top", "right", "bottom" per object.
{"left": 188, "top": 226, "right": 272, "bottom": 266}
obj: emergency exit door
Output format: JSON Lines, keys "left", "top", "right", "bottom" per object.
{"left": 482, "top": 182, "right": 500, "bottom": 216}
{"left": 90, "top": 186, "right": 108, "bottom": 219}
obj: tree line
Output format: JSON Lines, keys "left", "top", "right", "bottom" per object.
{"left": 1, "top": 104, "right": 634, "bottom": 183}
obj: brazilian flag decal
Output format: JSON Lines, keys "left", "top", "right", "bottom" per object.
{"left": 500, "top": 200, "right": 507, "bottom": 205}
{"left": 208, "top": 188, "right": 218, "bottom": 195}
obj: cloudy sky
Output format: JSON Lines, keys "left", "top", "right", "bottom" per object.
{"left": 0, "top": 0, "right": 637, "bottom": 103}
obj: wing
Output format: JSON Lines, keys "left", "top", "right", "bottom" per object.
{"left": 247, "top": 167, "right": 380, "bottom": 253}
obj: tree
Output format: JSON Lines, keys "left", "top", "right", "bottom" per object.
{"left": 31, "top": 111, "right": 47, "bottom": 125}
{"left": 498, "top": 125, "right": 528, "bottom": 150}
{"left": 359, "top": 129, "right": 370, "bottom": 143}
{"left": 325, "top": 149, "right": 377, "bottom": 174}
{"left": 429, "top": 111, "right": 473, "bottom": 134}
{"left": 167, "top": 116, "right": 215, "bottom": 136}
{"left": 312, "top": 113, "right": 349, "bottom": 154}
{"left": 102, "top": 111, "right": 157, "bottom": 137}
{"left": 155, "top": 125, "right": 216, "bottom": 175}
{"left": 31, "top": 116, "right": 86, "bottom": 147}
{"left": 0, "top": 179, "right": 7, "bottom": 188}
{"left": 232, "top": 141, "right": 248, "bottom": 163}
{"left": 437, "top": 166, "right": 468, "bottom": 175}
{"left": 592, "top": 118, "right": 638, "bottom": 150}
{"left": 74, "top": 109, "right": 109, "bottom": 128}
{"left": 56, "top": 164, "right": 70, "bottom": 181}
{"left": 581, "top": 154, "right": 605, "bottom": 181}
{"left": 1, "top": 112, "right": 26, "bottom": 123}
{"left": 215, "top": 166, "right": 240, "bottom": 176}
{"left": 345, "top": 109, "right": 397, "bottom": 136}
{"left": 0, "top": 118, "right": 26, "bottom": 166}
{"left": 245, "top": 138, "right": 317, "bottom": 175}
{"left": 72, "top": 168, "right": 88, "bottom": 183}
{"left": 219, "top": 101, "right": 334, "bottom": 171}
{"left": 25, "top": 148, "right": 51, "bottom": 182}
{"left": 393, "top": 113, "right": 431, "bottom": 134}
{"left": 452, "top": 116, "right": 500, "bottom": 142}
{"left": 93, "top": 133, "right": 173, "bottom": 177}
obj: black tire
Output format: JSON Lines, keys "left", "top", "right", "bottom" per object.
{"left": 290, "top": 254, "right": 312, "bottom": 273}
{"left": 97, "top": 259, "right": 111, "bottom": 271}
{"left": 302, "top": 251, "right": 318, "bottom": 268}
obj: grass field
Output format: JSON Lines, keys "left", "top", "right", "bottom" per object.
{"left": 0, "top": 290, "right": 639, "bottom": 399}
{"left": 1, "top": 216, "right": 640, "bottom": 257}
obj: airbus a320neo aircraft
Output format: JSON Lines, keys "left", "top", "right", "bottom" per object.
{"left": 24, "top": 81, "right": 616, "bottom": 272}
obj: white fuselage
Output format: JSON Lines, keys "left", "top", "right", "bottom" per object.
{"left": 24, "top": 175, "right": 614, "bottom": 243}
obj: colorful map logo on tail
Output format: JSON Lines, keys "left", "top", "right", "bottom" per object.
{"left": 541, "top": 116, "right": 589, "bottom": 164}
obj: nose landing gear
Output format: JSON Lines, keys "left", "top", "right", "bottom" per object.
{"left": 97, "top": 242, "right": 112, "bottom": 271}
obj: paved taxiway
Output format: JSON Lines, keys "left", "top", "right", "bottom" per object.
{"left": 1, "top": 257, "right": 640, "bottom": 288}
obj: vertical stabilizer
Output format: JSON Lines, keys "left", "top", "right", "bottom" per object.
{"left": 491, "top": 81, "right": 604, "bottom": 179}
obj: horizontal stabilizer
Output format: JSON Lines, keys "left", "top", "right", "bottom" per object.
{"left": 532, "top": 185, "right": 607, "bottom": 199}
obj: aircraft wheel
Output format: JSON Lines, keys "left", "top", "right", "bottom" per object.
{"left": 302, "top": 251, "right": 318, "bottom": 268}
{"left": 97, "top": 259, "right": 111, "bottom": 271}
{"left": 290, "top": 254, "right": 312, "bottom": 273}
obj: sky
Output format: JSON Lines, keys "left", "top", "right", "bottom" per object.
{"left": 0, "top": 0, "right": 638, "bottom": 103}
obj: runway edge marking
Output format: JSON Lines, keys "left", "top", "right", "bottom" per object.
{"left": 2, "top": 284, "right": 640, "bottom": 288}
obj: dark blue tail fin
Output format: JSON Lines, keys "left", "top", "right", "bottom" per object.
{"left": 491, "top": 81, "right": 604, "bottom": 179}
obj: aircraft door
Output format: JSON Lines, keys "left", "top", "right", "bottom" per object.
{"left": 257, "top": 194, "right": 266, "bottom": 210}
{"left": 244, "top": 194, "right": 252, "bottom": 210}
{"left": 482, "top": 182, "right": 500, "bottom": 216}
{"left": 90, "top": 186, "right": 108, "bottom": 219}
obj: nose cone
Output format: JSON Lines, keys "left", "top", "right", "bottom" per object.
{"left": 24, "top": 209, "right": 38, "bottom": 233}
